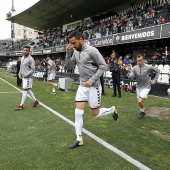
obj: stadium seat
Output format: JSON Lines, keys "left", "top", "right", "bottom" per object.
{"left": 159, "top": 74, "right": 169, "bottom": 83}
{"left": 158, "top": 64, "right": 163, "bottom": 71}
{"left": 105, "top": 71, "right": 112, "bottom": 78}
{"left": 163, "top": 64, "right": 170, "bottom": 71}
{"left": 157, "top": 74, "right": 162, "bottom": 83}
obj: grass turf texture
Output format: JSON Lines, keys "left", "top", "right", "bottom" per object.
{"left": 0, "top": 69, "right": 170, "bottom": 170}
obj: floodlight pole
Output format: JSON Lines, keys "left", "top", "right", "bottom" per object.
{"left": 11, "top": 19, "right": 14, "bottom": 45}
{"left": 11, "top": 0, "right": 16, "bottom": 12}
{"left": 11, "top": 0, "right": 16, "bottom": 45}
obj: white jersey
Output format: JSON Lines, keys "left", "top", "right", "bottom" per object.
{"left": 47, "top": 59, "right": 56, "bottom": 74}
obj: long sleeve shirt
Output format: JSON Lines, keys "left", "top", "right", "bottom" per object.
{"left": 18, "top": 55, "right": 35, "bottom": 78}
{"left": 130, "top": 64, "right": 160, "bottom": 89}
{"left": 66, "top": 44, "right": 107, "bottom": 87}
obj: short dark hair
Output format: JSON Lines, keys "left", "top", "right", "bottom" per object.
{"left": 68, "top": 30, "right": 84, "bottom": 40}
{"left": 47, "top": 54, "right": 51, "bottom": 58}
{"left": 23, "top": 45, "right": 31, "bottom": 50}
{"left": 137, "top": 54, "right": 145, "bottom": 59}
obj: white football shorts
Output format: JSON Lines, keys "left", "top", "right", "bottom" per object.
{"left": 22, "top": 78, "right": 33, "bottom": 89}
{"left": 75, "top": 85, "right": 102, "bottom": 109}
{"left": 47, "top": 73, "right": 56, "bottom": 80}
{"left": 136, "top": 88, "right": 150, "bottom": 99}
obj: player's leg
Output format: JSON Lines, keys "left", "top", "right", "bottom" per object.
{"left": 15, "top": 78, "right": 29, "bottom": 110}
{"left": 68, "top": 86, "right": 87, "bottom": 149}
{"left": 47, "top": 74, "right": 57, "bottom": 94}
{"left": 137, "top": 88, "right": 150, "bottom": 119}
{"left": 89, "top": 85, "right": 118, "bottom": 120}
{"left": 27, "top": 82, "right": 39, "bottom": 108}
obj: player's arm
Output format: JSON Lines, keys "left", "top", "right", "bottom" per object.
{"left": 65, "top": 44, "right": 76, "bottom": 70}
{"left": 149, "top": 66, "right": 160, "bottom": 84}
{"left": 48, "top": 63, "right": 53, "bottom": 74}
{"left": 127, "top": 67, "right": 135, "bottom": 79}
{"left": 88, "top": 48, "right": 107, "bottom": 84}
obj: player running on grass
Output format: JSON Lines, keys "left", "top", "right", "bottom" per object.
{"left": 46, "top": 55, "right": 58, "bottom": 94}
{"left": 66, "top": 30, "right": 118, "bottom": 149}
{"left": 128, "top": 54, "right": 160, "bottom": 119}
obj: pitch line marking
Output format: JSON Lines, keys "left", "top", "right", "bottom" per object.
{"left": 0, "top": 78, "right": 151, "bottom": 170}
{"left": 0, "top": 91, "right": 20, "bottom": 94}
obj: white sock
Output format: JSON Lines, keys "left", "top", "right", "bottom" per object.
{"left": 140, "top": 108, "right": 145, "bottom": 112}
{"left": 95, "top": 108, "right": 113, "bottom": 118}
{"left": 53, "top": 83, "right": 58, "bottom": 87}
{"left": 20, "top": 91, "right": 28, "bottom": 106}
{"left": 75, "top": 108, "right": 84, "bottom": 141}
{"left": 52, "top": 88, "right": 55, "bottom": 92}
{"left": 28, "top": 90, "right": 36, "bottom": 101}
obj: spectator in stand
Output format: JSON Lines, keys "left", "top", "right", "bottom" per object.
{"left": 159, "top": 16, "right": 166, "bottom": 24}
{"left": 118, "top": 56, "right": 123, "bottom": 66}
{"left": 109, "top": 50, "right": 117, "bottom": 63}
{"left": 100, "top": 24, "right": 107, "bottom": 36}
{"left": 126, "top": 62, "right": 132, "bottom": 74}
{"left": 123, "top": 55, "right": 130, "bottom": 65}
{"left": 152, "top": 52, "right": 159, "bottom": 64}
{"left": 121, "top": 65, "right": 129, "bottom": 79}
{"left": 112, "top": 22, "right": 118, "bottom": 34}
{"left": 35, "top": 60, "right": 39, "bottom": 67}
{"left": 161, "top": 46, "right": 168, "bottom": 64}
{"left": 131, "top": 56, "right": 137, "bottom": 67}
{"left": 133, "top": 15, "right": 139, "bottom": 29}
{"left": 104, "top": 55, "right": 110, "bottom": 71}
{"left": 142, "top": 50, "right": 146, "bottom": 58}
{"left": 150, "top": 8, "right": 156, "bottom": 25}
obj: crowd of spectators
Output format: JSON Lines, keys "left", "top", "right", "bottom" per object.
{"left": 1, "top": 0, "right": 170, "bottom": 53}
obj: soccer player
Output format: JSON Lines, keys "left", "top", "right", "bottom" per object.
{"left": 15, "top": 46, "right": 39, "bottom": 110}
{"left": 66, "top": 30, "right": 118, "bottom": 149}
{"left": 128, "top": 54, "right": 160, "bottom": 119}
{"left": 46, "top": 55, "right": 58, "bottom": 94}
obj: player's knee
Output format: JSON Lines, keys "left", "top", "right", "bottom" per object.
{"left": 91, "top": 108, "right": 100, "bottom": 117}
{"left": 138, "top": 98, "right": 143, "bottom": 104}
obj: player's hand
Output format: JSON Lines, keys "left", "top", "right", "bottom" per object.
{"left": 19, "top": 75, "right": 22, "bottom": 79}
{"left": 66, "top": 44, "right": 74, "bottom": 54}
{"left": 84, "top": 80, "right": 92, "bottom": 87}
{"left": 151, "top": 80, "right": 156, "bottom": 85}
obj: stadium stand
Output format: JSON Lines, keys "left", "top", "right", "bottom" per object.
{"left": 0, "top": 0, "right": 170, "bottom": 97}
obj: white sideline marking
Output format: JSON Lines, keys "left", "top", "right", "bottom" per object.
{"left": 0, "top": 78, "right": 151, "bottom": 170}
{"left": 0, "top": 91, "right": 20, "bottom": 93}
